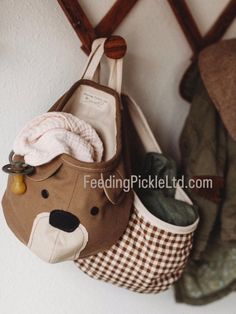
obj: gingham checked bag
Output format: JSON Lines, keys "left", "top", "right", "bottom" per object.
{"left": 75, "top": 95, "right": 199, "bottom": 293}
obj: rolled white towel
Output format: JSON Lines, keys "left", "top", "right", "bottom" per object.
{"left": 13, "top": 112, "right": 104, "bottom": 166}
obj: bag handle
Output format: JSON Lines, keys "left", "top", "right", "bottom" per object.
{"left": 107, "top": 58, "right": 123, "bottom": 95}
{"left": 81, "top": 38, "right": 106, "bottom": 80}
{"left": 81, "top": 38, "right": 123, "bottom": 94}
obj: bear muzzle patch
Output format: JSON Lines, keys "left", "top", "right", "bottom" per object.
{"left": 27, "top": 210, "right": 88, "bottom": 263}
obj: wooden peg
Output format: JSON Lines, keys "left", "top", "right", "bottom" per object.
{"left": 104, "top": 36, "right": 127, "bottom": 59}
{"left": 11, "top": 175, "right": 26, "bottom": 195}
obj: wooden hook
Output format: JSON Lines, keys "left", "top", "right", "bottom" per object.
{"left": 57, "top": 0, "right": 137, "bottom": 55}
{"left": 104, "top": 36, "right": 127, "bottom": 59}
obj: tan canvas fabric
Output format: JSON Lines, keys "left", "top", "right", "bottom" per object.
{"left": 199, "top": 39, "right": 236, "bottom": 141}
{"left": 2, "top": 38, "right": 134, "bottom": 263}
{"left": 2, "top": 80, "right": 133, "bottom": 263}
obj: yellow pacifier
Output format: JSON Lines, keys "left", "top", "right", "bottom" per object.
{"left": 2, "top": 151, "right": 35, "bottom": 195}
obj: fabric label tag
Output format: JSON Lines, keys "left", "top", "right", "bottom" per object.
{"left": 81, "top": 91, "right": 109, "bottom": 110}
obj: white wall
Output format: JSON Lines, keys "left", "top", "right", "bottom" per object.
{"left": 0, "top": 1, "right": 236, "bottom": 313}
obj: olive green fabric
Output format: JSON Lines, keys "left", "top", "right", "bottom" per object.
{"left": 136, "top": 152, "right": 198, "bottom": 226}
{"left": 175, "top": 242, "right": 236, "bottom": 305}
{"left": 180, "top": 76, "right": 227, "bottom": 258}
{"left": 175, "top": 65, "right": 236, "bottom": 304}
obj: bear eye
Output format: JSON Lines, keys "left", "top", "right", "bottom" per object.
{"left": 90, "top": 207, "right": 99, "bottom": 216}
{"left": 41, "top": 189, "right": 49, "bottom": 199}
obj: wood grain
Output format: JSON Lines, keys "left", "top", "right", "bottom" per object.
{"left": 203, "top": 0, "right": 236, "bottom": 47}
{"left": 104, "top": 36, "right": 127, "bottom": 59}
{"left": 167, "top": 0, "right": 203, "bottom": 54}
{"left": 57, "top": 0, "right": 96, "bottom": 53}
{"left": 57, "top": 0, "right": 138, "bottom": 57}
{"left": 95, "top": 0, "right": 138, "bottom": 37}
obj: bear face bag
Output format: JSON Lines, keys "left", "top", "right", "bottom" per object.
{"left": 2, "top": 38, "right": 133, "bottom": 263}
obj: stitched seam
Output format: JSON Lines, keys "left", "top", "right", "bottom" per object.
{"left": 114, "top": 170, "right": 126, "bottom": 204}
{"left": 28, "top": 215, "right": 47, "bottom": 248}
{"left": 49, "top": 230, "right": 61, "bottom": 263}
{"left": 61, "top": 157, "right": 119, "bottom": 172}
{"left": 66, "top": 171, "right": 79, "bottom": 211}
{"left": 73, "top": 229, "right": 85, "bottom": 260}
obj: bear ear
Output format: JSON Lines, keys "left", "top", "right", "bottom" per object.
{"left": 102, "top": 171, "right": 126, "bottom": 205}
{"left": 27, "top": 156, "right": 63, "bottom": 182}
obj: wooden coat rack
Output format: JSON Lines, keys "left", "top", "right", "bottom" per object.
{"left": 167, "top": 0, "right": 236, "bottom": 100}
{"left": 57, "top": 0, "right": 138, "bottom": 58}
{"left": 57, "top": 0, "right": 236, "bottom": 99}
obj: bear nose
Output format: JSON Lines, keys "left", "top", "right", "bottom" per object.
{"left": 49, "top": 210, "right": 80, "bottom": 232}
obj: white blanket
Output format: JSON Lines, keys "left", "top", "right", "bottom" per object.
{"left": 13, "top": 112, "right": 103, "bottom": 166}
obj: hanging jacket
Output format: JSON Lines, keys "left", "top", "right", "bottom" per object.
{"left": 175, "top": 39, "right": 236, "bottom": 305}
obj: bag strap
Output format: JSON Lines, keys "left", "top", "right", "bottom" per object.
{"left": 125, "top": 95, "right": 194, "bottom": 206}
{"left": 81, "top": 38, "right": 106, "bottom": 80}
{"left": 81, "top": 38, "right": 123, "bottom": 94}
{"left": 107, "top": 58, "right": 123, "bottom": 95}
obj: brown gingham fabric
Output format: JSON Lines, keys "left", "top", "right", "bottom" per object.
{"left": 75, "top": 206, "right": 194, "bottom": 293}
